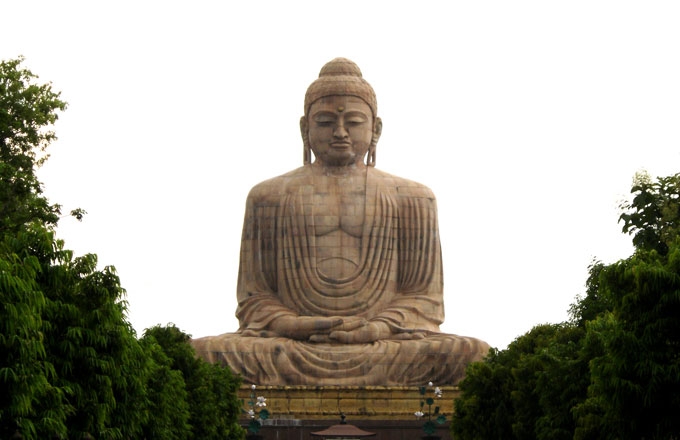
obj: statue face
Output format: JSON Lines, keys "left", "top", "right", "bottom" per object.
{"left": 306, "top": 95, "right": 375, "bottom": 167}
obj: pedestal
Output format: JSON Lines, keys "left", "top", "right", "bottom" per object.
{"left": 238, "top": 385, "right": 459, "bottom": 440}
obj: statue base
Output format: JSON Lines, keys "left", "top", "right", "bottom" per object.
{"left": 239, "top": 385, "right": 459, "bottom": 440}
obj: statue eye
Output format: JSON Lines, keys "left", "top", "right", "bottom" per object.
{"left": 345, "top": 112, "right": 368, "bottom": 126}
{"left": 314, "top": 114, "right": 336, "bottom": 126}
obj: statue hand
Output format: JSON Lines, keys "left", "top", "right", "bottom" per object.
{"left": 326, "top": 323, "right": 428, "bottom": 343}
{"left": 390, "top": 331, "right": 427, "bottom": 340}
{"left": 327, "top": 321, "right": 392, "bottom": 344}
{"left": 269, "top": 315, "right": 366, "bottom": 341}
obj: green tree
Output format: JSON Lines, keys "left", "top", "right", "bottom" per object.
{"left": 571, "top": 171, "right": 680, "bottom": 439}
{"left": 143, "top": 324, "right": 245, "bottom": 440}
{"left": 138, "top": 334, "right": 191, "bottom": 439}
{"left": 1, "top": 56, "right": 153, "bottom": 439}
{"left": 532, "top": 325, "right": 589, "bottom": 440}
{"left": 0, "top": 56, "right": 65, "bottom": 234}
{"left": 1, "top": 56, "right": 69, "bottom": 439}
{"left": 0, "top": 227, "right": 68, "bottom": 438}
{"left": 452, "top": 347, "right": 515, "bottom": 439}
{"left": 454, "top": 170, "right": 680, "bottom": 439}
{"left": 568, "top": 261, "right": 612, "bottom": 328}
{"left": 453, "top": 323, "right": 593, "bottom": 440}
{"left": 619, "top": 171, "right": 680, "bottom": 256}
{"left": 2, "top": 56, "right": 247, "bottom": 439}
{"left": 574, "top": 242, "right": 680, "bottom": 439}
{"left": 39, "top": 248, "right": 150, "bottom": 439}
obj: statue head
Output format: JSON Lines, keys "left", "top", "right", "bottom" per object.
{"left": 301, "top": 58, "right": 382, "bottom": 166}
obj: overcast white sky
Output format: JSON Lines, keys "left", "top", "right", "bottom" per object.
{"left": 3, "top": 1, "right": 680, "bottom": 350}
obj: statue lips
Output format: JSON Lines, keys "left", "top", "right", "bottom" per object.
{"left": 330, "top": 141, "right": 351, "bottom": 150}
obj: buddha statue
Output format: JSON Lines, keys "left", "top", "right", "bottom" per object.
{"left": 191, "top": 58, "right": 489, "bottom": 386}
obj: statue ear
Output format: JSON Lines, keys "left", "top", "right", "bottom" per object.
{"left": 367, "top": 117, "right": 382, "bottom": 167}
{"left": 374, "top": 117, "right": 383, "bottom": 141}
{"left": 300, "top": 116, "right": 312, "bottom": 165}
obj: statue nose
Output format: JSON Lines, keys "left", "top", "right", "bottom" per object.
{"left": 333, "top": 125, "right": 349, "bottom": 139}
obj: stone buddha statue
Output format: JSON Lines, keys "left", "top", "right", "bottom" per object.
{"left": 191, "top": 58, "right": 489, "bottom": 386}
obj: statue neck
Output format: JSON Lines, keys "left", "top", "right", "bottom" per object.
{"left": 312, "top": 161, "right": 367, "bottom": 177}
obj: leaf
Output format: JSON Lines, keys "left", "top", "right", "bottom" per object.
{"left": 248, "top": 419, "right": 261, "bottom": 433}
{"left": 423, "top": 420, "right": 436, "bottom": 435}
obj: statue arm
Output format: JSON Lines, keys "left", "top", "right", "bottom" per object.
{"left": 373, "top": 189, "right": 445, "bottom": 335}
{"left": 233, "top": 188, "right": 289, "bottom": 335}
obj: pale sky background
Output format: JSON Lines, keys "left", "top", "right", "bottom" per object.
{"left": 3, "top": 1, "right": 679, "bottom": 350}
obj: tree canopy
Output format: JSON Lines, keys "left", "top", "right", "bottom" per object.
{"left": 0, "top": 56, "right": 65, "bottom": 233}
{"left": 142, "top": 324, "right": 244, "bottom": 440}
{"left": 1, "top": 56, "right": 244, "bottom": 439}
{"left": 453, "top": 170, "right": 680, "bottom": 440}
{"left": 619, "top": 171, "right": 680, "bottom": 256}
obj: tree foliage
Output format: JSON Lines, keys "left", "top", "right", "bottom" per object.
{"left": 452, "top": 347, "right": 515, "bottom": 439}
{"left": 143, "top": 324, "right": 245, "bottom": 440}
{"left": 1, "top": 56, "right": 69, "bottom": 439}
{"left": 0, "top": 226, "right": 67, "bottom": 438}
{"left": 39, "top": 248, "right": 149, "bottom": 439}
{"left": 452, "top": 324, "right": 589, "bottom": 440}
{"left": 574, "top": 243, "right": 680, "bottom": 439}
{"left": 1, "top": 57, "right": 244, "bottom": 439}
{"left": 619, "top": 171, "right": 680, "bottom": 256}
{"left": 0, "top": 56, "right": 65, "bottom": 233}
{"left": 454, "top": 170, "right": 680, "bottom": 439}
{"left": 139, "top": 335, "right": 191, "bottom": 440}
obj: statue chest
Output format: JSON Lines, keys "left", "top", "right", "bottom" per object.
{"left": 310, "top": 177, "right": 366, "bottom": 238}
{"left": 312, "top": 191, "right": 365, "bottom": 237}
{"left": 306, "top": 179, "right": 368, "bottom": 279}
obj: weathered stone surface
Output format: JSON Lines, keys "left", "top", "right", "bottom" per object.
{"left": 192, "top": 58, "right": 489, "bottom": 386}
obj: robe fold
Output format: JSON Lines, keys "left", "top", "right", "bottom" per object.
{"left": 192, "top": 165, "right": 489, "bottom": 386}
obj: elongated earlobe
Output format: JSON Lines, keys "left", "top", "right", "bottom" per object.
{"left": 367, "top": 117, "right": 382, "bottom": 167}
{"left": 367, "top": 144, "right": 376, "bottom": 167}
{"left": 304, "top": 144, "right": 311, "bottom": 165}
{"left": 300, "top": 116, "right": 312, "bottom": 165}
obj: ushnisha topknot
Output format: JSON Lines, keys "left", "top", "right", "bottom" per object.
{"left": 304, "top": 58, "right": 377, "bottom": 117}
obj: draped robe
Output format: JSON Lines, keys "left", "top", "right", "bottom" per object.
{"left": 191, "top": 165, "right": 489, "bottom": 386}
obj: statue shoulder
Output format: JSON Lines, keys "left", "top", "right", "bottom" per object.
{"left": 369, "top": 167, "right": 437, "bottom": 200}
{"left": 246, "top": 166, "right": 311, "bottom": 200}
